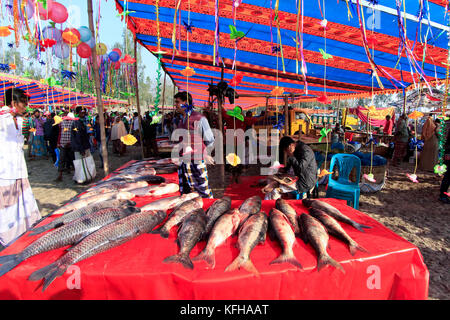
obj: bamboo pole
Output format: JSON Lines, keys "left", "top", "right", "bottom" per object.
{"left": 87, "top": 0, "right": 109, "bottom": 176}
{"left": 133, "top": 38, "right": 145, "bottom": 159}
{"left": 160, "top": 73, "right": 167, "bottom": 135}
{"left": 284, "top": 95, "right": 289, "bottom": 136}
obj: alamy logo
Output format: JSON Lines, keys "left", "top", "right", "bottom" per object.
{"left": 66, "top": 265, "right": 81, "bottom": 290}
{"left": 366, "top": 265, "right": 381, "bottom": 290}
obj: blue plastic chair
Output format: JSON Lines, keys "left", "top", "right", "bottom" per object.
{"left": 325, "top": 154, "right": 361, "bottom": 209}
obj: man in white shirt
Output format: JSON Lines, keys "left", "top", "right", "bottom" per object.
{"left": 0, "top": 88, "right": 41, "bottom": 248}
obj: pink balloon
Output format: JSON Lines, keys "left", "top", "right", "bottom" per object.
{"left": 112, "top": 48, "right": 122, "bottom": 57}
{"left": 77, "top": 42, "right": 91, "bottom": 59}
{"left": 49, "top": 2, "right": 68, "bottom": 24}
{"left": 38, "top": 0, "right": 54, "bottom": 20}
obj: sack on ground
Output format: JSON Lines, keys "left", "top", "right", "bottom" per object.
{"left": 73, "top": 154, "right": 96, "bottom": 184}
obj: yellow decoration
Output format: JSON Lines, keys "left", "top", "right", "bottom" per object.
{"left": 180, "top": 66, "right": 196, "bottom": 77}
{"left": 226, "top": 153, "right": 241, "bottom": 167}
{"left": 52, "top": 116, "right": 63, "bottom": 126}
{"left": 408, "top": 111, "right": 424, "bottom": 120}
{"left": 121, "top": 134, "right": 137, "bottom": 146}
{"left": 96, "top": 43, "right": 107, "bottom": 55}
{"left": 29, "top": 128, "right": 36, "bottom": 133}
{"left": 367, "top": 105, "right": 376, "bottom": 113}
{"left": 271, "top": 86, "right": 285, "bottom": 96}
{"left": 318, "top": 169, "right": 333, "bottom": 178}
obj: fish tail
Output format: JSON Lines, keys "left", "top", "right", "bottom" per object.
{"left": 225, "top": 255, "right": 259, "bottom": 275}
{"left": 270, "top": 252, "right": 303, "bottom": 269}
{"left": 353, "top": 222, "right": 372, "bottom": 232}
{"left": 163, "top": 253, "right": 194, "bottom": 269}
{"left": 0, "top": 254, "right": 24, "bottom": 276}
{"left": 192, "top": 248, "right": 215, "bottom": 268}
{"left": 151, "top": 226, "right": 169, "bottom": 239}
{"left": 349, "top": 241, "right": 369, "bottom": 256}
{"left": 41, "top": 264, "right": 68, "bottom": 292}
{"left": 318, "top": 254, "right": 345, "bottom": 274}
{"left": 28, "top": 262, "right": 59, "bottom": 281}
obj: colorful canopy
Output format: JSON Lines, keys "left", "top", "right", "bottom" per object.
{"left": 349, "top": 106, "right": 396, "bottom": 126}
{"left": 0, "top": 73, "right": 128, "bottom": 108}
{"left": 115, "top": 0, "right": 449, "bottom": 109}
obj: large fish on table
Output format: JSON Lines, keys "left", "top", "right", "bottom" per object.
{"left": 139, "top": 192, "right": 199, "bottom": 211}
{"left": 269, "top": 209, "right": 302, "bottom": 269}
{"left": 152, "top": 197, "right": 203, "bottom": 238}
{"left": 302, "top": 199, "right": 372, "bottom": 232}
{"left": 78, "top": 181, "right": 148, "bottom": 199}
{"left": 225, "top": 212, "right": 268, "bottom": 274}
{"left": 52, "top": 191, "right": 135, "bottom": 216}
{"left": 297, "top": 213, "right": 345, "bottom": 273}
{"left": 308, "top": 208, "right": 368, "bottom": 256}
{"left": 275, "top": 199, "right": 300, "bottom": 235}
{"left": 29, "top": 199, "right": 136, "bottom": 236}
{"left": 236, "top": 196, "right": 262, "bottom": 228}
{"left": 163, "top": 208, "right": 206, "bottom": 269}
{"left": 204, "top": 197, "right": 232, "bottom": 236}
{"left": 0, "top": 206, "right": 139, "bottom": 277}
{"left": 29, "top": 210, "right": 166, "bottom": 291}
{"left": 193, "top": 208, "right": 242, "bottom": 268}
{"left": 92, "top": 175, "right": 165, "bottom": 187}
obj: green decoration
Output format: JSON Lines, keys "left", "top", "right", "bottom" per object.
{"left": 318, "top": 128, "right": 332, "bottom": 142}
{"left": 46, "top": 77, "right": 56, "bottom": 87}
{"left": 226, "top": 106, "right": 244, "bottom": 122}
{"left": 434, "top": 117, "right": 448, "bottom": 175}
{"left": 120, "top": 91, "right": 135, "bottom": 97}
{"left": 229, "top": 25, "right": 245, "bottom": 39}
{"left": 150, "top": 114, "right": 162, "bottom": 125}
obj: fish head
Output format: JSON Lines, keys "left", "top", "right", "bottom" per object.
{"left": 154, "top": 210, "right": 167, "bottom": 221}
{"left": 308, "top": 207, "right": 325, "bottom": 219}
{"left": 124, "top": 200, "right": 137, "bottom": 206}
{"left": 193, "top": 196, "right": 204, "bottom": 208}
{"left": 123, "top": 206, "right": 141, "bottom": 216}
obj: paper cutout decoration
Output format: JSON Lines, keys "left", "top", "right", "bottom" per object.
{"left": 318, "top": 169, "right": 333, "bottom": 178}
{"left": 434, "top": 164, "right": 447, "bottom": 175}
{"left": 229, "top": 25, "right": 245, "bottom": 39}
{"left": 229, "top": 73, "right": 243, "bottom": 87}
{"left": 408, "top": 111, "right": 424, "bottom": 120}
{"left": 226, "top": 153, "right": 241, "bottom": 167}
{"left": 363, "top": 173, "right": 376, "bottom": 183}
{"left": 406, "top": 173, "right": 419, "bottom": 183}
{"left": 120, "top": 54, "right": 136, "bottom": 64}
{"left": 319, "top": 48, "right": 333, "bottom": 60}
{"left": 317, "top": 94, "right": 331, "bottom": 104}
{"left": 181, "top": 66, "right": 196, "bottom": 77}
{"left": 271, "top": 86, "right": 284, "bottom": 96}
{"left": 121, "top": 134, "right": 137, "bottom": 146}
{"left": 318, "top": 127, "right": 332, "bottom": 142}
{"left": 426, "top": 94, "right": 441, "bottom": 101}
{"left": 226, "top": 106, "right": 244, "bottom": 122}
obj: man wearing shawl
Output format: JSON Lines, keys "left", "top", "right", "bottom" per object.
{"left": 0, "top": 88, "right": 41, "bottom": 248}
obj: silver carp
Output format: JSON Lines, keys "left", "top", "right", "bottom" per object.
{"left": 163, "top": 208, "right": 206, "bottom": 269}
{"left": 193, "top": 208, "right": 242, "bottom": 268}
{"left": 269, "top": 209, "right": 302, "bottom": 269}
{"left": 29, "top": 210, "right": 166, "bottom": 291}
{"left": 225, "top": 212, "right": 268, "bottom": 274}
{"left": 78, "top": 181, "right": 148, "bottom": 199}
{"left": 297, "top": 213, "right": 345, "bottom": 273}
{"left": 152, "top": 197, "right": 203, "bottom": 238}
{"left": 302, "top": 199, "right": 372, "bottom": 232}
{"left": 308, "top": 208, "right": 368, "bottom": 256}
{"left": 139, "top": 192, "right": 199, "bottom": 211}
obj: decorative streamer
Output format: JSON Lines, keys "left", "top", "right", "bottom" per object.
{"left": 171, "top": 0, "right": 182, "bottom": 64}
{"left": 274, "top": 0, "right": 285, "bottom": 73}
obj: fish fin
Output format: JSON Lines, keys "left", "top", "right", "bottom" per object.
{"left": 349, "top": 242, "right": 370, "bottom": 256}
{"left": 151, "top": 226, "right": 169, "bottom": 238}
{"left": 0, "top": 254, "right": 23, "bottom": 276}
{"left": 317, "top": 254, "right": 345, "bottom": 274}
{"left": 270, "top": 253, "right": 303, "bottom": 269}
{"left": 192, "top": 249, "right": 215, "bottom": 268}
{"left": 353, "top": 222, "right": 372, "bottom": 232}
{"left": 28, "top": 224, "right": 53, "bottom": 236}
{"left": 224, "top": 255, "right": 244, "bottom": 273}
{"left": 163, "top": 254, "right": 194, "bottom": 269}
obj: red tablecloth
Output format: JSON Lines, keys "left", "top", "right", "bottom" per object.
{"left": 0, "top": 162, "right": 429, "bottom": 300}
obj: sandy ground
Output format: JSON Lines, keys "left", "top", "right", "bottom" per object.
{"left": 20, "top": 144, "right": 450, "bottom": 300}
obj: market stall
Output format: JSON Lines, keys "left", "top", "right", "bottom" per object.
{"left": 0, "top": 161, "right": 428, "bottom": 300}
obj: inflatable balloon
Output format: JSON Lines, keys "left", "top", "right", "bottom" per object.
{"left": 53, "top": 42, "right": 70, "bottom": 59}
{"left": 108, "top": 51, "right": 120, "bottom": 62}
{"left": 76, "top": 42, "right": 91, "bottom": 59}
{"left": 78, "top": 26, "right": 92, "bottom": 42}
{"left": 19, "top": 0, "right": 35, "bottom": 21}
{"left": 85, "top": 37, "right": 95, "bottom": 49}
{"left": 62, "top": 28, "right": 81, "bottom": 46}
{"left": 113, "top": 61, "right": 121, "bottom": 70}
{"left": 49, "top": 2, "right": 68, "bottom": 24}
{"left": 112, "top": 48, "right": 122, "bottom": 57}
{"left": 38, "top": 0, "right": 54, "bottom": 20}
{"left": 96, "top": 43, "right": 107, "bottom": 55}
{"left": 42, "top": 27, "right": 62, "bottom": 42}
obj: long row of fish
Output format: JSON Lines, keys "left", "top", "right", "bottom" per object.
{"left": 0, "top": 159, "right": 183, "bottom": 291}
{"left": 157, "top": 196, "right": 371, "bottom": 275}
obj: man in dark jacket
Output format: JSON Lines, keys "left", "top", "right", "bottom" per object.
{"left": 71, "top": 107, "right": 93, "bottom": 183}
{"left": 265, "top": 136, "right": 317, "bottom": 200}
{"left": 439, "top": 119, "right": 450, "bottom": 204}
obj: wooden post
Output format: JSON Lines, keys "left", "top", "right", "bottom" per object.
{"left": 402, "top": 90, "right": 407, "bottom": 115}
{"left": 284, "top": 95, "right": 289, "bottom": 136}
{"left": 87, "top": 0, "right": 109, "bottom": 176}
{"left": 133, "top": 38, "right": 145, "bottom": 159}
{"left": 160, "top": 73, "right": 167, "bottom": 135}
